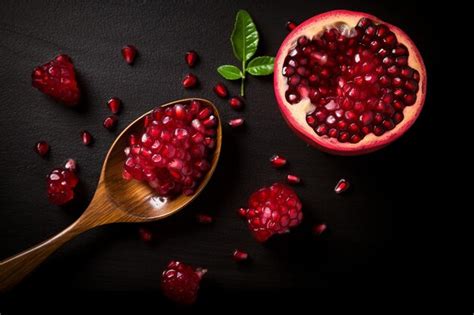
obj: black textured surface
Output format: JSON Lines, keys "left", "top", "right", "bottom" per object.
{"left": 0, "top": 0, "right": 439, "bottom": 310}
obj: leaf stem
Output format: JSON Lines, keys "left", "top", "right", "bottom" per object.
{"left": 241, "top": 60, "right": 246, "bottom": 96}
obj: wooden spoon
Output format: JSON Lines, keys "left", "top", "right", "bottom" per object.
{"left": 0, "top": 98, "right": 222, "bottom": 292}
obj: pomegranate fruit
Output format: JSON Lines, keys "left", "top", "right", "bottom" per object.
{"left": 274, "top": 10, "right": 426, "bottom": 155}
{"left": 241, "top": 182, "right": 303, "bottom": 242}
{"left": 123, "top": 100, "right": 218, "bottom": 197}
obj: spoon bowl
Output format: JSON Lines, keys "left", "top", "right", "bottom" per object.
{"left": 0, "top": 98, "right": 222, "bottom": 292}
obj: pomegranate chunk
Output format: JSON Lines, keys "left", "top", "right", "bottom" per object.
{"left": 46, "top": 168, "right": 78, "bottom": 205}
{"left": 123, "top": 100, "right": 218, "bottom": 197}
{"left": 242, "top": 183, "right": 303, "bottom": 242}
{"left": 161, "top": 261, "right": 206, "bottom": 305}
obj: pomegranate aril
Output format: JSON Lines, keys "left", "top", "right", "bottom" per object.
{"left": 213, "top": 83, "right": 228, "bottom": 98}
{"left": 139, "top": 227, "right": 153, "bottom": 242}
{"left": 64, "top": 158, "right": 77, "bottom": 172}
{"left": 334, "top": 178, "right": 350, "bottom": 194}
{"left": 286, "top": 21, "right": 297, "bottom": 31}
{"left": 237, "top": 207, "right": 247, "bottom": 218}
{"left": 287, "top": 174, "right": 301, "bottom": 184}
{"left": 34, "top": 141, "right": 50, "bottom": 157}
{"left": 233, "top": 249, "right": 249, "bottom": 262}
{"left": 185, "top": 50, "right": 199, "bottom": 68}
{"left": 196, "top": 214, "right": 213, "bottom": 224}
{"left": 313, "top": 223, "right": 327, "bottom": 235}
{"left": 122, "top": 45, "right": 137, "bottom": 65}
{"left": 229, "top": 97, "right": 244, "bottom": 110}
{"left": 228, "top": 118, "right": 245, "bottom": 128}
{"left": 183, "top": 73, "right": 198, "bottom": 88}
{"left": 80, "top": 130, "right": 93, "bottom": 145}
{"left": 270, "top": 155, "right": 287, "bottom": 168}
{"left": 103, "top": 115, "right": 118, "bottom": 130}
{"left": 107, "top": 97, "right": 121, "bottom": 114}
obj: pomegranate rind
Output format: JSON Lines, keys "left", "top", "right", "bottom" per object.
{"left": 274, "top": 10, "right": 427, "bottom": 155}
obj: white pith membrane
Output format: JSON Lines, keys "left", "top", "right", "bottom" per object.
{"left": 274, "top": 11, "right": 426, "bottom": 155}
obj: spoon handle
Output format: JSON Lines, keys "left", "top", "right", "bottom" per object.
{"left": 0, "top": 213, "right": 98, "bottom": 292}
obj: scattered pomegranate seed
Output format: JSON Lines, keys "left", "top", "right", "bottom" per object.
{"left": 185, "top": 50, "right": 199, "bottom": 68}
{"left": 161, "top": 261, "right": 206, "bottom": 305}
{"left": 138, "top": 227, "right": 153, "bottom": 242}
{"left": 182, "top": 73, "right": 198, "bottom": 88}
{"left": 196, "top": 214, "right": 213, "bottom": 224}
{"left": 270, "top": 154, "right": 287, "bottom": 168}
{"left": 213, "top": 83, "right": 228, "bottom": 98}
{"left": 34, "top": 141, "right": 50, "bottom": 157}
{"left": 107, "top": 97, "right": 121, "bottom": 114}
{"left": 334, "top": 178, "right": 350, "bottom": 194}
{"left": 121, "top": 45, "right": 137, "bottom": 65}
{"left": 286, "top": 21, "right": 298, "bottom": 31}
{"left": 313, "top": 223, "right": 327, "bottom": 235}
{"left": 32, "top": 54, "right": 80, "bottom": 106}
{"left": 228, "top": 118, "right": 245, "bottom": 128}
{"left": 229, "top": 97, "right": 244, "bottom": 110}
{"left": 286, "top": 174, "right": 301, "bottom": 184}
{"left": 64, "top": 158, "right": 77, "bottom": 172}
{"left": 46, "top": 167, "right": 78, "bottom": 205}
{"left": 243, "top": 183, "right": 303, "bottom": 242}
{"left": 80, "top": 130, "right": 93, "bottom": 145}
{"left": 103, "top": 115, "right": 118, "bottom": 130}
{"left": 233, "top": 249, "right": 249, "bottom": 262}
{"left": 237, "top": 207, "right": 247, "bottom": 218}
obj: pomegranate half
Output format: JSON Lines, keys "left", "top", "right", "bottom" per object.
{"left": 274, "top": 10, "right": 426, "bottom": 155}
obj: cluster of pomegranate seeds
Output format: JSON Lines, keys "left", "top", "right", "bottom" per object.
{"left": 46, "top": 167, "right": 79, "bottom": 205}
{"left": 286, "top": 174, "right": 301, "bottom": 184}
{"left": 334, "top": 178, "right": 350, "bottom": 194}
{"left": 34, "top": 141, "right": 50, "bottom": 157}
{"left": 138, "top": 227, "right": 153, "bottom": 242}
{"left": 122, "top": 45, "right": 137, "bottom": 65}
{"left": 213, "top": 83, "right": 228, "bottom": 98}
{"left": 282, "top": 18, "right": 420, "bottom": 143}
{"left": 286, "top": 21, "right": 298, "bottom": 32}
{"left": 196, "top": 214, "right": 213, "bottom": 224}
{"left": 185, "top": 51, "right": 199, "bottom": 68}
{"left": 241, "top": 183, "right": 303, "bottom": 242}
{"left": 103, "top": 115, "right": 118, "bottom": 130}
{"left": 270, "top": 154, "right": 287, "bottom": 168}
{"left": 64, "top": 158, "right": 77, "bottom": 172}
{"left": 80, "top": 130, "right": 93, "bottom": 145}
{"left": 232, "top": 249, "right": 249, "bottom": 262}
{"left": 161, "top": 260, "right": 206, "bottom": 305}
{"left": 313, "top": 223, "right": 327, "bottom": 235}
{"left": 228, "top": 118, "right": 244, "bottom": 128}
{"left": 107, "top": 97, "right": 121, "bottom": 114}
{"left": 229, "top": 97, "right": 244, "bottom": 110}
{"left": 183, "top": 73, "right": 198, "bottom": 89}
{"left": 32, "top": 54, "right": 80, "bottom": 106}
{"left": 123, "top": 100, "right": 217, "bottom": 197}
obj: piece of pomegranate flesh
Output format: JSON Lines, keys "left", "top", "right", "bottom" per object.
{"left": 274, "top": 10, "right": 426, "bottom": 155}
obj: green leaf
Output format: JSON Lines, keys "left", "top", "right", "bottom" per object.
{"left": 231, "top": 10, "right": 259, "bottom": 62}
{"left": 217, "top": 65, "right": 243, "bottom": 80}
{"left": 246, "top": 56, "right": 275, "bottom": 76}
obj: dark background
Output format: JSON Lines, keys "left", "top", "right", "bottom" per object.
{"left": 0, "top": 0, "right": 439, "bottom": 311}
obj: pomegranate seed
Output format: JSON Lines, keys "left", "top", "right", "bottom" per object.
{"left": 80, "top": 130, "right": 93, "bottom": 145}
{"left": 286, "top": 21, "right": 297, "bottom": 32}
{"left": 121, "top": 45, "right": 137, "bottom": 65}
{"left": 196, "top": 214, "right": 213, "bottom": 224}
{"left": 229, "top": 97, "right": 244, "bottom": 110}
{"left": 228, "top": 118, "right": 245, "bottom": 128}
{"left": 34, "top": 141, "right": 50, "bottom": 157}
{"left": 103, "top": 115, "right": 118, "bottom": 130}
{"left": 313, "top": 223, "right": 327, "bottom": 235}
{"left": 139, "top": 227, "right": 153, "bottom": 242}
{"left": 334, "top": 179, "right": 350, "bottom": 194}
{"left": 64, "top": 158, "right": 77, "bottom": 172}
{"left": 183, "top": 73, "right": 198, "bottom": 88}
{"left": 107, "top": 97, "right": 121, "bottom": 114}
{"left": 185, "top": 50, "right": 199, "bottom": 68}
{"left": 287, "top": 174, "right": 301, "bottom": 184}
{"left": 237, "top": 207, "right": 247, "bottom": 218}
{"left": 270, "top": 154, "right": 287, "bottom": 168}
{"left": 213, "top": 83, "right": 228, "bottom": 98}
{"left": 233, "top": 249, "right": 249, "bottom": 262}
